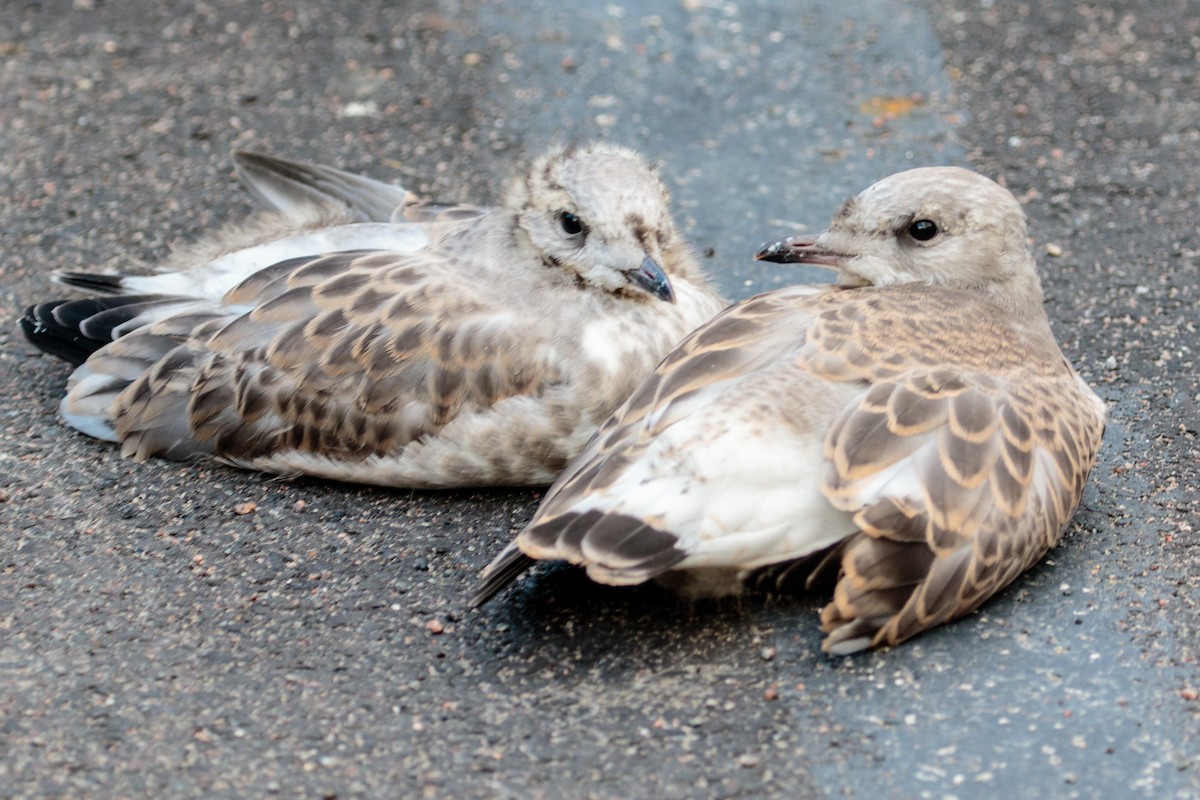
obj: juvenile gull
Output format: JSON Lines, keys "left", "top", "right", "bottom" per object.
{"left": 472, "top": 166, "right": 1107, "bottom": 653}
{"left": 20, "top": 143, "right": 726, "bottom": 488}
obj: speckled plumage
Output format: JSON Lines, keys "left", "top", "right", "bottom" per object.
{"left": 473, "top": 167, "right": 1107, "bottom": 653}
{"left": 20, "top": 144, "right": 726, "bottom": 487}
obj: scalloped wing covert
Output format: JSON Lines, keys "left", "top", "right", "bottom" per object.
{"left": 481, "top": 283, "right": 1106, "bottom": 654}
{"left": 107, "top": 250, "right": 569, "bottom": 474}
{"left": 800, "top": 285, "right": 1107, "bottom": 653}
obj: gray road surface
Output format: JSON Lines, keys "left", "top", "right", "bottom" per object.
{"left": 1, "top": 0, "right": 1196, "bottom": 797}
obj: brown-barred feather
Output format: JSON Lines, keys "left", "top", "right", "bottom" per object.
{"left": 27, "top": 143, "right": 725, "bottom": 490}
{"left": 475, "top": 167, "right": 1106, "bottom": 654}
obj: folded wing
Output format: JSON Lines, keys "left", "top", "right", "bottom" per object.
{"left": 51, "top": 250, "right": 567, "bottom": 474}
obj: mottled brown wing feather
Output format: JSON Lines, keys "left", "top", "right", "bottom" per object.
{"left": 805, "top": 285, "right": 1106, "bottom": 653}
{"left": 114, "top": 250, "right": 564, "bottom": 463}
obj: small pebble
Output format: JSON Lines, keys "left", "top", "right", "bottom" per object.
{"left": 426, "top": 619, "right": 445, "bottom": 635}
{"left": 1045, "top": 242, "right": 1063, "bottom": 257}
{"left": 233, "top": 501, "right": 257, "bottom": 515}
{"left": 340, "top": 100, "right": 378, "bottom": 118}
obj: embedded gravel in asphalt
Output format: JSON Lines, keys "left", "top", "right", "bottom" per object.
{"left": 0, "top": 1, "right": 1195, "bottom": 797}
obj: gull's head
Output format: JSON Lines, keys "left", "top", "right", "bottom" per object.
{"left": 756, "top": 167, "right": 1043, "bottom": 312}
{"left": 509, "top": 142, "right": 680, "bottom": 303}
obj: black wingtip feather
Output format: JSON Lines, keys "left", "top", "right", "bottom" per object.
{"left": 19, "top": 294, "right": 181, "bottom": 366}
{"left": 470, "top": 546, "right": 538, "bottom": 608}
{"left": 54, "top": 271, "right": 128, "bottom": 294}
{"left": 744, "top": 540, "right": 847, "bottom": 596}
{"left": 19, "top": 301, "right": 102, "bottom": 366}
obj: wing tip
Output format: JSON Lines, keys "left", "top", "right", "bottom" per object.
{"left": 470, "top": 544, "right": 538, "bottom": 608}
{"left": 20, "top": 300, "right": 97, "bottom": 366}
{"left": 53, "top": 271, "right": 129, "bottom": 294}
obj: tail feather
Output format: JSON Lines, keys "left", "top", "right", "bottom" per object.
{"left": 59, "top": 365, "right": 125, "bottom": 441}
{"left": 524, "top": 510, "right": 687, "bottom": 585}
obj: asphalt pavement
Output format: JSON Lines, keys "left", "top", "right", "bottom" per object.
{"left": 1, "top": 0, "right": 1196, "bottom": 797}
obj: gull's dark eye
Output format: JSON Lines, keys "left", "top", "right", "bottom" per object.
{"left": 558, "top": 211, "right": 585, "bottom": 237}
{"left": 908, "top": 219, "right": 939, "bottom": 242}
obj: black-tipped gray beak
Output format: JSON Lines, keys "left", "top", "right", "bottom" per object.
{"left": 626, "top": 255, "right": 675, "bottom": 303}
{"left": 754, "top": 235, "right": 842, "bottom": 268}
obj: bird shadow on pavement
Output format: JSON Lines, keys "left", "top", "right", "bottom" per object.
{"left": 463, "top": 562, "right": 829, "bottom": 682}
